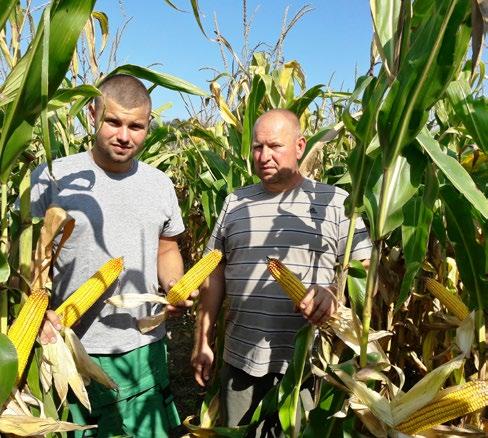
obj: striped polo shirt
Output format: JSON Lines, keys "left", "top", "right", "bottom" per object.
{"left": 206, "top": 178, "right": 372, "bottom": 377}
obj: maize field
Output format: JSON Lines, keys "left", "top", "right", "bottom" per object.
{"left": 1, "top": 0, "right": 488, "bottom": 437}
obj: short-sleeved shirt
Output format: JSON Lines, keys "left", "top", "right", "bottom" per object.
{"left": 206, "top": 178, "right": 371, "bottom": 377}
{"left": 30, "top": 151, "right": 184, "bottom": 354}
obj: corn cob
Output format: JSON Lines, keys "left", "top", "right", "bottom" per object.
{"left": 396, "top": 380, "right": 488, "bottom": 434}
{"left": 267, "top": 257, "right": 307, "bottom": 304}
{"left": 7, "top": 288, "right": 49, "bottom": 382}
{"left": 166, "top": 250, "right": 222, "bottom": 304}
{"left": 55, "top": 257, "right": 124, "bottom": 328}
{"left": 425, "top": 278, "right": 469, "bottom": 320}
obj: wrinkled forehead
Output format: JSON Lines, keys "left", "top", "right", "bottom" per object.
{"left": 253, "top": 114, "right": 301, "bottom": 141}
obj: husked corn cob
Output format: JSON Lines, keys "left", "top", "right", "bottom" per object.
{"left": 425, "top": 278, "right": 469, "bottom": 320}
{"left": 396, "top": 380, "right": 488, "bottom": 434}
{"left": 166, "top": 250, "right": 222, "bottom": 304}
{"left": 267, "top": 257, "right": 307, "bottom": 304}
{"left": 56, "top": 257, "right": 123, "bottom": 327}
{"left": 8, "top": 288, "right": 49, "bottom": 382}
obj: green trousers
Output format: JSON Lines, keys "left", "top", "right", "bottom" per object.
{"left": 69, "top": 338, "right": 180, "bottom": 438}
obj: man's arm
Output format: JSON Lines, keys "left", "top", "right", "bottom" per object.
{"left": 191, "top": 261, "right": 225, "bottom": 387}
{"left": 158, "top": 235, "right": 197, "bottom": 316}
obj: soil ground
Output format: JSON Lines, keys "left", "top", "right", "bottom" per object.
{"left": 166, "top": 313, "right": 205, "bottom": 437}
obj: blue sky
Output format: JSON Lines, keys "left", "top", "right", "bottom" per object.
{"left": 95, "top": 1, "right": 373, "bottom": 120}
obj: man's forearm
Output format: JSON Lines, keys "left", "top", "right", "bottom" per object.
{"left": 157, "top": 237, "right": 184, "bottom": 292}
{"left": 195, "top": 264, "right": 225, "bottom": 347}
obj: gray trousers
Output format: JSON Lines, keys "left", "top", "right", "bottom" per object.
{"left": 219, "top": 363, "right": 283, "bottom": 437}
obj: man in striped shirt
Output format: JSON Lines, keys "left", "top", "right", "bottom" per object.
{"left": 192, "top": 109, "right": 371, "bottom": 435}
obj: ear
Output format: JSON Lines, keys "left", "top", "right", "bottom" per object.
{"left": 296, "top": 136, "right": 306, "bottom": 160}
{"left": 88, "top": 103, "right": 96, "bottom": 127}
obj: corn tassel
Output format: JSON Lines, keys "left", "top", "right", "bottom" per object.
{"left": 267, "top": 257, "right": 307, "bottom": 304}
{"left": 166, "top": 250, "right": 222, "bottom": 304}
{"left": 55, "top": 257, "right": 124, "bottom": 328}
{"left": 7, "top": 289, "right": 49, "bottom": 382}
{"left": 425, "top": 278, "right": 469, "bottom": 320}
{"left": 396, "top": 380, "right": 488, "bottom": 434}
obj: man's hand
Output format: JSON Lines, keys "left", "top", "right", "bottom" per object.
{"left": 191, "top": 342, "right": 214, "bottom": 387}
{"left": 165, "top": 279, "right": 199, "bottom": 317}
{"left": 39, "top": 310, "right": 62, "bottom": 345}
{"left": 298, "top": 284, "right": 338, "bottom": 325}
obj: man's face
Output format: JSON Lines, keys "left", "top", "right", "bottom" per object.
{"left": 252, "top": 113, "right": 305, "bottom": 190}
{"left": 90, "top": 97, "right": 150, "bottom": 172}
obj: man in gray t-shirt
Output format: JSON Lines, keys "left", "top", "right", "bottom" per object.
{"left": 33, "top": 74, "right": 194, "bottom": 437}
{"left": 192, "top": 109, "right": 371, "bottom": 434}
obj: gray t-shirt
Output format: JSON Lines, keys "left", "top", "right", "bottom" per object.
{"left": 206, "top": 178, "right": 372, "bottom": 376}
{"left": 30, "top": 152, "right": 184, "bottom": 354}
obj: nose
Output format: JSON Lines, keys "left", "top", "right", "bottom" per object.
{"left": 116, "top": 126, "right": 130, "bottom": 144}
{"left": 260, "top": 146, "right": 272, "bottom": 162}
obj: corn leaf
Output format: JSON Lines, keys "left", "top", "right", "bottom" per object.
{"left": 241, "top": 75, "right": 266, "bottom": 161}
{"left": 334, "top": 368, "right": 394, "bottom": 427}
{"left": 0, "top": 0, "right": 97, "bottom": 182}
{"left": 0, "top": 0, "right": 17, "bottom": 35}
{"left": 441, "top": 185, "right": 488, "bottom": 310}
{"left": 370, "top": 0, "right": 402, "bottom": 78}
{"left": 64, "top": 328, "right": 117, "bottom": 390}
{"left": 109, "top": 64, "right": 207, "bottom": 97}
{"left": 286, "top": 84, "right": 324, "bottom": 118}
{"left": 446, "top": 80, "right": 488, "bottom": 154}
{"left": 378, "top": 0, "right": 471, "bottom": 169}
{"left": 347, "top": 260, "right": 367, "bottom": 317}
{"left": 364, "top": 145, "right": 426, "bottom": 240}
{"left": 105, "top": 293, "right": 168, "bottom": 308}
{"left": 278, "top": 325, "right": 314, "bottom": 437}
{"left": 0, "top": 415, "right": 95, "bottom": 435}
{"left": 391, "top": 354, "right": 464, "bottom": 425}
{"left": 0, "top": 333, "right": 17, "bottom": 408}
{"left": 417, "top": 128, "right": 488, "bottom": 219}
{"left": 397, "top": 167, "right": 437, "bottom": 308}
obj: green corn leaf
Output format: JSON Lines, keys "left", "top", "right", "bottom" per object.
{"left": 364, "top": 145, "right": 426, "bottom": 240}
{"left": 347, "top": 260, "right": 367, "bottom": 317}
{"left": 417, "top": 128, "right": 488, "bottom": 220}
{"left": 0, "top": 333, "right": 17, "bottom": 408}
{"left": 0, "top": 0, "right": 97, "bottom": 182}
{"left": 0, "top": 0, "right": 17, "bottom": 35}
{"left": 286, "top": 84, "right": 324, "bottom": 118}
{"left": 446, "top": 80, "right": 488, "bottom": 154}
{"left": 397, "top": 166, "right": 437, "bottom": 308}
{"left": 441, "top": 185, "right": 488, "bottom": 310}
{"left": 378, "top": 0, "right": 471, "bottom": 169}
{"left": 278, "top": 325, "right": 314, "bottom": 437}
{"left": 370, "top": 0, "right": 402, "bottom": 78}
{"left": 241, "top": 75, "right": 265, "bottom": 161}
{"left": 109, "top": 64, "right": 208, "bottom": 97}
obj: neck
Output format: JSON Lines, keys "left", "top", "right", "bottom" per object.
{"left": 90, "top": 149, "right": 133, "bottom": 174}
{"left": 262, "top": 172, "right": 304, "bottom": 193}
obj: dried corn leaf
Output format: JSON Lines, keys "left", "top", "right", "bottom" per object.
{"left": 32, "top": 205, "right": 74, "bottom": 290}
{"left": 64, "top": 328, "right": 117, "bottom": 390}
{"left": 41, "top": 326, "right": 90, "bottom": 411}
{"left": 105, "top": 293, "right": 167, "bottom": 309}
{"left": 456, "top": 311, "right": 475, "bottom": 358}
{"left": 137, "top": 310, "right": 167, "bottom": 334}
{"left": 0, "top": 415, "right": 95, "bottom": 435}
{"left": 334, "top": 368, "right": 394, "bottom": 426}
{"left": 391, "top": 355, "right": 465, "bottom": 425}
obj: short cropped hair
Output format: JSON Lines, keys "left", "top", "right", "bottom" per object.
{"left": 253, "top": 109, "right": 302, "bottom": 138}
{"left": 94, "top": 74, "right": 151, "bottom": 111}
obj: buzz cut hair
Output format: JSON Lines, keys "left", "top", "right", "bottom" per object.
{"left": 94, "top": 74, "right": 152, "bottom": 112}
{"left": 254, "top": 108, "right": 302, "bottom": 138}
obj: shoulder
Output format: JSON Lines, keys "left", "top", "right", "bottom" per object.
{"left": 32, "top": 152, "right": 89, "bottom": 181}
{"left": 135, "top": 161, "right": 174, "bottom": 186}
{"left": 302, "top": 178, "right": 349, "bottom": 205}
{"left": 231, "top": 183, "right": 265, "bottom": 201}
